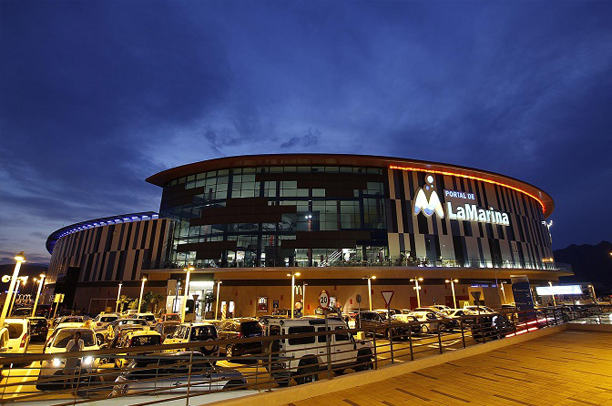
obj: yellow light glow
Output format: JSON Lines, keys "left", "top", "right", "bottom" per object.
{"left": 371, "top": 276, "right": 377, "bottom": 280}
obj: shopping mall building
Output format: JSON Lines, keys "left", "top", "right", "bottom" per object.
{"left": 44, "top": 154, "right": 571, "bottom": 317}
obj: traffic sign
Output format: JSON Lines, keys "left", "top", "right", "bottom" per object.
{"left": 381, "top": 291, "right": 394, "bottom": 306}
{"left": 356, "top": 294, "right": 362, "bottom": 304}
{"left": 318, "top": 290, "right": 330, "bottom": 308}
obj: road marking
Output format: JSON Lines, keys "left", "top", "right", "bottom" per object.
{"left": 12, "top": 364, "right": 36, "bottom": 397}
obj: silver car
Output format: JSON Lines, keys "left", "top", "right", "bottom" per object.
{"left": 111, "top": 352, "right": 246, "bottom": 396}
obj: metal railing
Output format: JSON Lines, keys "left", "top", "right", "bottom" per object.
{"left": 0, "top": 305, "right": 609, "bottom": 405}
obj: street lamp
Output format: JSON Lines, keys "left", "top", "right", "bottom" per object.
{"left": 287, "top": 271, "right": 301, "bottom": 318}
{"left": 115, "top": 282, "right": 123, "bottom": 313}
{"left": 214, "top": 280, "right": 222, "bottom": 320}
{"left": 302, "top": 282, "right": 308, "bottom": 315}
{"left": 138, "top": 277, "right": 147, "bottom": 313}
{"left": 445, "top": 279, "right": 459, "bottom": 309}
{"left": 181, "top": 266, "right": 194, "bottom": 322}
{"left": 589, "top": 284, "right": 598, "bottom": 304}
{"left": 9, "top": 276, "right": 28, "bottom": 317}
{"left": 548, "top": 281, "right": 557, "bottom": 306}
{"left": 500, "top": 281, "right": 508, "bottom": 304}
{"left": 31, "top": 274, "right": 46, "bottom": 317}
{"left": 410, "top": 277, "right": 424, "bottom": 308}
{"left": 362, "top": 276, "right": 376, "bottom": 311}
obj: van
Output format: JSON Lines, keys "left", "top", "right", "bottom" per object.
{"left": 265, "top": 318, "right": 373, "bottom": 386}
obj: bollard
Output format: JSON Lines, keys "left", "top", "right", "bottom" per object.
{"left": 460, "top": 320, "right": 466, "bottom": 348}
{"left": 408, "top": 325, "right": 414, "bottom": 361}
{"left": 437, "top": 328, "right": 443, "bottom": 354}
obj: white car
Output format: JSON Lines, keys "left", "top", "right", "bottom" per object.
{"left": 92, "top": 313, "right": 120, "bottom": 329}
{"left": 407, "top": 310, "right": 446, "bottom": 333}
{"left": 37, "top": 327, "right": 103, "bottom": 390}
{"left": 266, "top": 318, "right": 374, "bottom": 386}
{"left": 163, "top": 323, "right": 220, "bottom": 359}
{"left": 464, "top": 305, "right": 496, "bottom": 314}
{"left": 429, "top": 305, "right": 451, "bottom": 312}
{"left": 130, "top": 313, "right": 157, "bottom": 326}
{"left": 5, "top": 318, "right": 31, "bottom": 355}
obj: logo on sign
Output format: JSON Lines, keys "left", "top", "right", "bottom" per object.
{"left": 413, "top": 175, "right": 444, "bottom": 219}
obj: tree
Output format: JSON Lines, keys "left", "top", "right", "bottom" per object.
{"left": 151, "top": 292, "right": 165, "bottom": 314}
{"left": 128, "top": 300, "right": 139, "bottom": 310}
{"left": 117, "top": 295, "right": 133, "bottom": 313}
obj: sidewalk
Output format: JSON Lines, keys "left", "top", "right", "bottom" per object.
{"left": 284, "top": 330, "right": 612, "bottom": 406}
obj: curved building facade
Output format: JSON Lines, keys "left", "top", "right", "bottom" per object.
{"left": 147, "top": 154, "right": 555, "bottom": 272}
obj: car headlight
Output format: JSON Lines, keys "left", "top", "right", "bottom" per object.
{"left": 82, "top": 356, "right": 94, "bottom": 366}
{"left": 53, "top": 358, "right": 62, "bottom": 367}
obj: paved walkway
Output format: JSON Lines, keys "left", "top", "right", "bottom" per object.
{"left": 284, "top": 330, "right": 612, "bottom": 406}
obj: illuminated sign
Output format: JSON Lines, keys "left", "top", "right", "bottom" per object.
{"left": 535, "top": 285, "right": 582, "bottom": 296}
{"left": 412, "top": 175, "right": 510, "bottom": 226}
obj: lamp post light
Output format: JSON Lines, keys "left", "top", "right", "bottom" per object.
{"left": 410, "top": 277, "right": 424, "bottom": 308}
{"left": 362, "top": 276, "right": 377, "bottom": 311}
{"left": 138, "top": 277, "right": 147, "bottom": 313}
{"left": 287, "top": 271, "right": 301, "bottom": 318}
{"left": 302, "top": 282, "right": 308, "bottom": 315}
{"left": 548, "top": 281, "right": 557, "bottom": 306}
{"left": 31, "top": 274, "right": 46, "bottom": 317}
{"left": 181, "top": 266, "right": 194, "bottom": 322}
{"left": 115, "top": 282, "right": 123, "bottom": 313}
{"left": 0, "top": 252, "right": 26, "bottom": 326}
{"left": 445, "top": 279, "right": 459, "bottom": 309}
{"left": 214, "top": 280, "right": 222, "bottom": 320}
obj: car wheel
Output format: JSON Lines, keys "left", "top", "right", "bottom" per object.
{"left": 386, "top": 328, "right": 396, "bottom": 340}
{"left": 296, "top": 365, "right": 319, "bottom": 385}
{"left": 223, "top": 379, "right": 246, "bottom": 391}
{"left": 356, "top": 356, "right": 373, "bottom": 371}
{"left": 226, "top": 344, "right": 234, "bottom": 359}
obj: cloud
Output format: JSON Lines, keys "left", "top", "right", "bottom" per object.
{"left": 280, "top": 128, "right": 322, "bottom": 149}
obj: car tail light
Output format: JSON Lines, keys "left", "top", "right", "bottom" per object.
{"left": 237, "top": 332, "right": 243, "bottom": 339}
{"left": 20, "top": 334, "right": 27, "bottom": 348}
{"left": 97, "top": 322, "right": 103, "bottom": 326}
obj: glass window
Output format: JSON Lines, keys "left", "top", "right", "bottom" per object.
{"left": 312, "top": 189, "right": 325, "bottom": 197}
{"left": 288, "top": 326, "right": 315, "bottom": 345}
{"left": 335, "top": 326, "right": 350, "bottom": 341}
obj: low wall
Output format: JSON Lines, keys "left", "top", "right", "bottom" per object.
{"left": 208, "top": 324, "right": 567, "bottom": 406}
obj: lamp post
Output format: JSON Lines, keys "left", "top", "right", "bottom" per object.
{"left": 500, "top": 282, "right": 508, "bottom": 304}
{"left": 302, "top": 282, "right": 308, "bottom": 315}
{"left": 115, "top": 282, "right": 123, "bottom": 313}
{"left": 0, "top": 252, "right": 26, "bottom": 326}
{"left": 362, "top": 276, "right": 376, "bottom": 311}
{"left": 31, "top": 274, "right": 46, "bottom": 317}
{"left": 589, "top": 284, "right": 598, "bottom": 305}
{"left": 445, "top": 279, "right": 459, "bottom": 309}
{"left": 287, "top": 271, "right": 301, "bottom": 318}
{"left": 9, "top": 276, "right": 28, "bottom": 317}
{"left": 181, "top": 266, "right": 194, "bottom": 322}
{"left": 410, "top": 277, "right": 424, "bottom": 308}
{"left": 138, "top": 277, "right": 147, "bottom": 313}
{"left": 548, "top": 281, "right": 557, "bottom": 306}
{"left": 214, "top": 280, "right": 222, "bottom": 320}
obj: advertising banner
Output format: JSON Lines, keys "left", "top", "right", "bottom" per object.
{"left": 511, "top": 275, "right": 535, "bottom": 321}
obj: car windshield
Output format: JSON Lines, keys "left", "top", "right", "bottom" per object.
{"left": 165, "top": 314, "right": 180, "bottom": 321}
{"left": 130, "top": 335, "right": 161, "bottom": 346}
{"left": 101, "top": 316, "right": 118, "bottom": 322}
{"left": 29, "top": 319, "right": 47, "bottom": 327}
{"left": 190, "top": 326, "right": 216, "bottom": 341}
{"left": 7, "top": 323, "right": 24, "bottom": 338}
{"left": 164, "top": 325, "right": 178, "bottom": 336}
{"left": 140, "top": 315, "right": 156, "bottom": 322}
{"left": 53, "top": 330, "right": 95, "bottom": 347}
{"left": 62, "top": 317, "right": 83, "bottom": 323}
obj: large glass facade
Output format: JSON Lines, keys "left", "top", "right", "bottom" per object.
{"left": 161, "top": 165, "right": 388, "bottom": 268}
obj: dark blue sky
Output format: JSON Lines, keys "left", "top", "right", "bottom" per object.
{"left": 1, "top": 1, "right": 611, "bottom": 265}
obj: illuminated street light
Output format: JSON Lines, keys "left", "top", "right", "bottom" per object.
{"left": 362, "top": 276, "right": 377, "bottom": 311}
{"left": 115, "top": 282, "right": 123, "bottom": 313}
{"left": 137, "top": 277, "right": 147, "bottom": 313}
{"left": 410, "top": 277, "right": 424, "bottom": 308}
{"left": 445, "top": 279, "right": 459, "bottom": 309}
{"left": 31, "top": 274, "right": 46, "bottom": 317}
{"left": 287, "top": 271, "right": 301, "bottom": 318}
{"left": 214, "top": 280, "right": 222, "bottom": 320}
{"left": 181, "top": 266, "right": 195, "bottom": 322}
{"left": 0, "top": 252, "right": 26, "bottom": 327}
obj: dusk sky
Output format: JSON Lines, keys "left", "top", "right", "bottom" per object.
{"left": 1, "top": 1, "right": 611, "bottom": 265}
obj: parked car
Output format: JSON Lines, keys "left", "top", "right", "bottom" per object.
{"left": 265, "top": 318, "right": 374, "bottom": 385}
{"left": 429, "top": 305, "right": 452, "bottom": 312}
{"left": 37, "top": 327, "right": 103, "bottom": 390}
{"left": 442, "top": 309, "right": 477, "bottom": 327}
{"left": 113, "top": 330, "right": 163, "bottom": 368}
{"left": 4, "top": 319, "right": 31, "bottom": 366}
{"left": 472, "top": 314, "right": 515, "bottom": 341}
{"left": 11, "top": 307, "right": 33, "bottom": 317}
{"left": 108, "top": 325, "right": 147, "bottom": 348}
{"left": 92, "top": 313, "right": 120, "bottom": 329}
{"left": 153, "top": 322, "right": 180, "bottom": 341}
{"left": 130, "top": 313, "right": 157, "bottom": 326}
{"left": 163, "top": 323, "right": 220, "bottom": 359}
{"left": 158, "top": 313, "right": 181, "bottom": 323}
{"left": 27, "top": 317, "right": 49, "bottom": 341}
{"left": 464, "top": 305, "right": 496, "bottom": 314}
{"left": 216, "top": 318, "right": 264, "bottom": 359}
{"left": 111, "top": 352, "right": 247, "bottom": 396}
{"left": 408, "top": 310, "right": 448, "bottom": 333}
{"left": 354, "top": 311, "right": 416, "bottom": 339}
{"left": 53, "top": 316, "right": 85, "bottom": 329}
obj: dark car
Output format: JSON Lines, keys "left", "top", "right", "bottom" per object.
{"left": 472, "top": 315, "right": 515, "bottom": 341}
{"left": 216, "top": 318, "right": 264, "bottom": 359}
{"left": 27, "top": 317, "right": 49, "bottom": 341}
{"left": 11, "top": 308, "right": 33, "bottom": 317}
{"left": 153, "top": 322, "right": 180, "bottom": 340}
{"left": 356, "top": 311, "right": 418, "bottom": 339}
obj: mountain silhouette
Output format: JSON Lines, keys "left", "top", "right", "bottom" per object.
{"left": 555, "top": 241, "right": 612, "bottom": 290}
